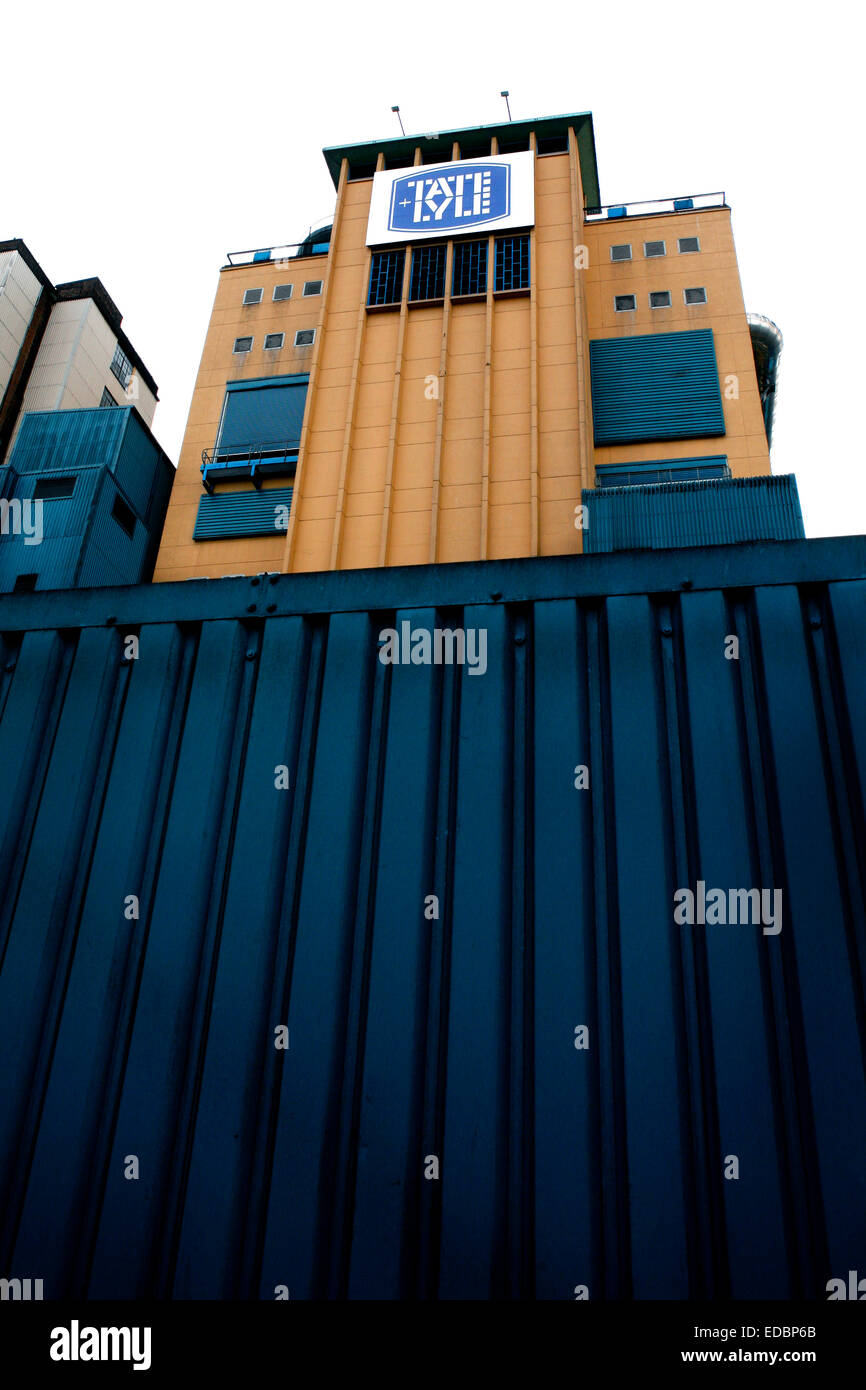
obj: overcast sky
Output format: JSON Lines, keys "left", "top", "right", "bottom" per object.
{"left": 5, "top": 1, "right": 862, "bottom": 538}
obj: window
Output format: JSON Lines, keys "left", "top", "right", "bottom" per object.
{"left": 233, "top": 337, "right": 253, "bottom": 353}
{"left": 213, "top": 375, "right": 309, "bottom": 467}
{"left": 494, "top": 234, "right": 530, "bottom": 291}
{"left": 264, "top": 333, "right": 285, "bottom": 350}
{"left": 294, "top": 329, "right": 315, "bottom": 347}
{"left": 273, "top": 284, "right": 293, "bottom": 302}
{"left": 243, "top": 288, "right": 264, "bottom": 306}
{"left": 596, "top": 457, "right": 729, "bottom": 487}
{"left": 614, "top": 294, "right": 637, "bottom": 311}
{"left": 33, "top": 475, "right": 77, "bottom": 499}
{"left": 348, "top": 160, "right": 376, "bottom": 180}
{"left": 452, "top": 240, "right": 488, "bottom": 296}
{"left": 649, "top": 291, "right": 672, "bottom": 308}
{"left": 684, "top": 287, "right": 708, "bottom": 305}
{"left": 644, "top": 240, "right": 666, "bottom": 258}
{"left": 100, "top": 387, "right": 118, "bottom": 408}
{"left": 610, "top": 244, "right": 632, "bottom": 262}
{"left": 678, "top": 236, "right": 700, "bottom": 254}
{"left": 368, "top": 249, "right": 405, "bottom": 307}
{"left": 302, "top": 280, "right": 323, "bottom": 297}
{"left": 409, "top": 245, "right": 447, "bottom": 302}
{"left": 536, "top": 133, "right": 569, "bottom": 155}
{"left": 13, "top": 574, "right": 37, "bottom": 593}
{"left": 459, "top": 141, "right": 491, "bottom": 159}
{"left": 111, "top": 493, "right": 136, "bottom": 538}
{"left": 110, "top": 344, "right": 133, "bottom": 389}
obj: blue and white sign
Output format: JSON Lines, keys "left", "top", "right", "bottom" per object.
{"left": 366, "top": 151, "right": 535, "bottom": 246}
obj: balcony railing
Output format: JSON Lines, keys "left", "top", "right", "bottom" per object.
{"left": 201, "top": 439, "right": 300, "bottom": 492}
{"left": 225, "top": 241, "right": 330, "bottom": 267}
{"left": 584, "top": 191, "right": 727, "bottom": 221}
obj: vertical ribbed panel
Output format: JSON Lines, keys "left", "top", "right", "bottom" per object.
{"left": 582, "top": 474, "right": 805, "bottom": 553}
{"left": 0, "top": 541, "right": 864, "bottom": 1300}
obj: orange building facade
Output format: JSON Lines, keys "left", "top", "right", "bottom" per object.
{"left": 154, "top": 112, "right": 778, "bottom": 583}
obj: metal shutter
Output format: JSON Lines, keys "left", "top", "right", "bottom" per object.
{"left": 217, "top": 379, "right": 308, "bottom": 450}
{"left": 193, "top": 487, "right": 294, "bottom": 540}
{"left": 589, "top": 329, "right": 725, "bottom": 444}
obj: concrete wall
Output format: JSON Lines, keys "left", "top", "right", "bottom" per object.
{"left": 0, "top": 250, "right": 44, "bottom": 406}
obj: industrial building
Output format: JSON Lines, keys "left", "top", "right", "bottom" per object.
{"left": 1, "top": 114, "right": 862, "bottom": 1306}
{"left": 154, "top": 111, "right": 799, "bottom": 584}
{"left": 0, "top": 240, "right": 173, "bottom": 591}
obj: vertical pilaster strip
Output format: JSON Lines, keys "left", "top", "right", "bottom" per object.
{"left": 377, "top": 243, "right": 412, "bottom": 567}
{"left": 284, "top": 155, "right": 350, "bottom": 573}
{"left": 429, "top": 240, "right": 453, "bottom": 563}
{"left": 528, "top": 131, "right": 540, "bottom": 556}
{"left": 568, "top": 126, "right": 593, "bottom": 547}
{"left": 480, "top": 234, "right": 494, "bottom": 561}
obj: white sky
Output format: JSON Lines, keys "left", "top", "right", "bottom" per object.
{"left": 4, "top": 0, "right": 862, "bottom": 538}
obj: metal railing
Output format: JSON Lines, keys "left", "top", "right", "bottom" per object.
{"left": 226, "top": 242, "right": 330, "bottom": 267}
{"left": 201, "top": 439, "right": 300, "bottom": 492}
{"left": 584, "top": 192, "right": 727, "bottom": 221}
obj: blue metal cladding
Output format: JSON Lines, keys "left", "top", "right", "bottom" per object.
{"left": 582, "top": 474, "right": 805, "bottom": 553}
{"left": 193, "top": 487, "right": 294, "bottom": 540}
{"left": 0, "top": 538, "right": 865, "bottom": 1300}
{"left": 590, "top": 329, "right": 726, "bottom": 444}
{"left": 0, "top": 408, "right": 174, "bottom": 591}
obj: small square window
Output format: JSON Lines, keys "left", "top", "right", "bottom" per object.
{"left": 33, "top": 475, "right": 77, "bottom": 499}
{"left": 610, "top": 244, "right": 632, "bottom": 262}
{"left": 614, "top": 294, "right": 637, "bottom": 312}
{"left": 13, "top": 574, "right": 37, "bottom": 593}
{"left": 111, "top": 493, "right": 136, "bottom": 539}
{"left": 684, "top": 286, "right": 708, "bottom": 305}
{"left": 243, "top": 288, "right": 263, "bottom": 306}
{"left": 233, "top": 337, "right": 253, "bottom": 353}
{"left": 678, "top": 236, "right": 701, "bottom": 254}
{"left": 302, "top": 280, "right": 323, "bottom": 297}
{"left": 644, "top": 240, "right": 666, "bottom": 258}
{"left": 649, "top": 291, "right": 672, "bottom": 308}
{"left": 348, "top": 161, "right": 376, "bottom": 180}
{"left": 264, "top": 333, "right": 284, "bottom": 350}
{"left": 294, "top": 329, "right": 315, "bottom": 347}
{"left": 273, "top": 284, "right": 293, "bottom": 302}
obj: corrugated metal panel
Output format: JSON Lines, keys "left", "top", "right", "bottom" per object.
{"left": 0, "top": 472, "right": 102, "bottom": 591}
{"left": 193, "top": 487, "right": 294, "bottom": 540}
{"left": 590, "top": 329, "right": 725, "bottom": 443}
{"left": 0, "top": 538, "right": 865, "bottom": 1300}
{"left": 8, "top": 405, "right": 127, "bottom": 472}
{"left": 583, "top": 474, "right": 805, "bottom": 553}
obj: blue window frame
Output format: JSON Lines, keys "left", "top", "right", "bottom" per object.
{"left": 452, "top": 240, "right": 487, "bottom": 296}
{"left": 368, "top": 250, "right": 405, "bottom": 307}
{"left": 494, "top": 234, "right": 530, "bottom": 291}
{"left": 409, "top": 245, "right": 447, "bottom": 302}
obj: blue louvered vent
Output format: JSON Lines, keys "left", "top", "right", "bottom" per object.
{"left": 581, "top": 474, "right": 805, "bottom": 553}
{"left": 193, "top": 487, "right": 294, "bottom": 541}
{"left": 590, "top": 329, "right": 725, "bottom": 444}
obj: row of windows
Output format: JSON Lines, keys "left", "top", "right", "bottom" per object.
{"left": 368, "top": 234, "right": 530, "bottom": 308}
{"left": 610, "top": 237, "right": 700, "bottom": 262}
{"left": 242, "top": 281, "right": 322, "bottom": 306}
{"left": 596, "top": 458, "right": 729, "bottom": 488}
{"left": 614, "top": 287, "right": 708, "bottom": 311}
{"left": 233, "top": 330, "right": 315, "bottom": 353}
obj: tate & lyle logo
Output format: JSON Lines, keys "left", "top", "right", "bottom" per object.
{"left": 388, "top": 162, "right": 511, "bottom": 233}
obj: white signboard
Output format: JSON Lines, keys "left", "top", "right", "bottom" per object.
{"left": 365, "top": 151, "right": 535, "bottom": 246}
